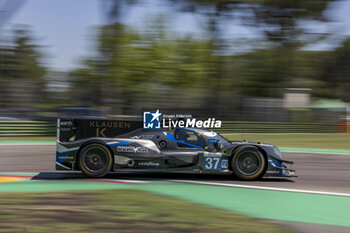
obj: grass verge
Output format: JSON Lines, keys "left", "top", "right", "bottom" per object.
{"left": 0, "top": 189, "right": 294, "bottom": 233}
{"left": 225, "top": 133, "right": 350, "bottom": 150}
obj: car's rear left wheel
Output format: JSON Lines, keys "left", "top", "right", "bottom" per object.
{"left": 231, "top": 146, "right": 266, "bottom": 180}
{"left": 78, "top": 143, "right": 113, "bottom": 178}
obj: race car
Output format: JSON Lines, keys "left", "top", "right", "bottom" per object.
{"left": 56, "top": 119, "right": 295, "bottom": 180}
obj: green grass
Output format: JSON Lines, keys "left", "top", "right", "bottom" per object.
{"left": 0, "top": 189, "right": 294, "bottom": 233}
{"left": 224, "top": 133, "right": 350, "bottom": 150}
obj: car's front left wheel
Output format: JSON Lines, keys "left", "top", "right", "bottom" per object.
{"left": 231, "top": 146, "right": 266, "bottom": 180}
{"left": 78, "top": 143, "right": 113, "bottom": 178}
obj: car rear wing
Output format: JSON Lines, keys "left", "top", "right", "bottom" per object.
{"left": 57, "top": 118, "right": 143, "bottom": 143}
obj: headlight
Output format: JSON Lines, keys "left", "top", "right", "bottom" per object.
{"left": 273, "top": 146, "right": 282, "bottom": 157}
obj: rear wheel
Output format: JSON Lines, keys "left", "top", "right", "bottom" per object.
{"left": 231, "top": 146, "right": 266, "bottom": 180}
{"left": 78, "top": 143, "right": 113, "bottom": 178}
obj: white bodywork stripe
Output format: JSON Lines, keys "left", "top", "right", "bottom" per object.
{"left": 110, "top": 138, "right": 160, "bottom": 153}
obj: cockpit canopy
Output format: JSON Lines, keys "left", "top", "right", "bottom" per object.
{"left": 174, "top": 127, "right": 230, "bottom": 150}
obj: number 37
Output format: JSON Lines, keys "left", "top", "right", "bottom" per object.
{"left": 204, "top": 157, "right": 221, "bottom": 170}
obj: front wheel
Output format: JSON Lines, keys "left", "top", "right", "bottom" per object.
{"left": 78, "top": 143, "right": 113, "bottom": 178}
{"left": 231, "top": 146, "right": 266, "bottom": 180}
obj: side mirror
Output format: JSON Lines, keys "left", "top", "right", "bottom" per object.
{"left": 208, "top": 138, "right": 221, "bottom": 151}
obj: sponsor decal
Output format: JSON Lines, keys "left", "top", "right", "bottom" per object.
{"left": 266, "top": 170, "right": 280, "bottom": 175}
{"left": 221, "top": 159, "right": 228, "bottom": 169}
{"left": 131, "top": 135, "right": 154, "bottom": 139}
{"left": 58, "top": 156, "right": 74, "bottom": 160}
{"left": 89, "top": 121, "right": 131, "bottom": 128}
{"left": 138, "top": 161, "right": 160, "bottom": 167}
{"left": 143, "top": 109, "right": 222, "bottom": 129}
{"left": 60, "top": 121, "right": 72, "bottom": 127}
{"left": 96, "top": 128, "right": 107, "bottom": 137}
{"left": 204, "top": 152, "right": 222, "bottom": 157}
{"left": 117, "top": 146, "right": 149, "bottom": 153}
{"left": 89, "top": 121, "right": 133, "bottom": 137}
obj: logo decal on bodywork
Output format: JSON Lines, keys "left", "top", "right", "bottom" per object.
{"left": 138, "top": 162, "right": 160, "bottom": 167}
{"left": 117, "top": 146, "right": 149, "bottom": 153}
{"left": 221, "top": 159, "right": 228, "bottom": 169}
{"left": 60, "top": 121, "right": 72, "bottom": 127}
{"left": 131, "top": 135, "right": 154, "bottom": 139}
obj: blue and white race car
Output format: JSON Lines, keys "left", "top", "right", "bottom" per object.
{"left": 56, "top": 119, "right": 295, "bottom": 180}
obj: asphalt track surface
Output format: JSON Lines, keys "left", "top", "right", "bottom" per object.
{"left": 1, "top": 144, "right": 350, "bottom": 233}
{"left": 1, "top": 144, "right": 350, "bottom": 193}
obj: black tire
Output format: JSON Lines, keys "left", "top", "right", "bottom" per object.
{"left": 78, "top": 143, "right": 113, "bottom": 178}
{"left": 231, "top": 146, "right": 266, "bottom": 180}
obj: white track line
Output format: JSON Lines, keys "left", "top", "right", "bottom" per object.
{"left": 106, "top": 179, "right": 149, "bottom": 183}
{"left": 172, "top": 180, "right": 350, "bottom": 197}
{"left": 282, "top": 150, "right": 350, "bottom": 156}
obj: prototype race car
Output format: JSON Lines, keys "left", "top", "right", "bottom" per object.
{"left": 56, "top": 119, "right": 295, "bottom": 180}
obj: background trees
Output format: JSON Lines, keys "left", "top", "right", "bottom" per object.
{"left": 0, "top": 0, "right": 349, "bottom": 121}
{"left": 69, "top": 22, "right": 218, "bottom": 114}
{"left": 0, "top": 27, "right": 46, "bottom": 110}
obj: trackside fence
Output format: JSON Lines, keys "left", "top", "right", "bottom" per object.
{"left": 0, "top": 121, "right": 56, "bottom": 137}
{"left": 212, "top": 121, "right": 337, "bottom": 134}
